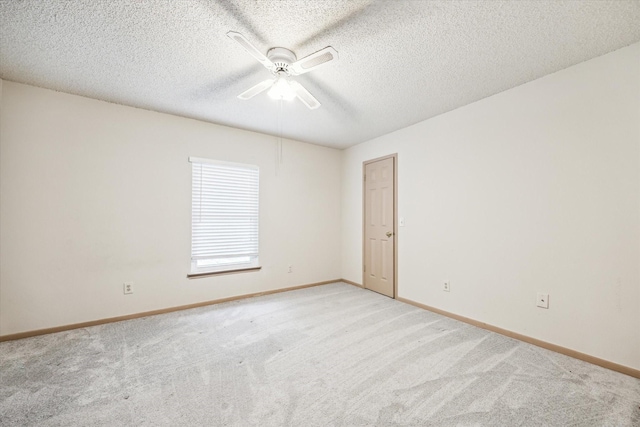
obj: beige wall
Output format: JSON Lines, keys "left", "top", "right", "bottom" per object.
{"left": 341, "top": 43, "right": 640, "bottom": 370}
{"left": 0, "top": 81, "right": 342, "bottom": 335}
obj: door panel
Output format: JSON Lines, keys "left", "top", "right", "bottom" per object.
{"left": 381, "top": 239, "right": 389, "bottom": 280}
{"left": 364, "top": 157, "right": 395, "bottom": 298}
{"left": 381, "top": 187, "right": 390, "bottom": 226}
{"left": 369, "top": 238, "right": 376, "bottom": 279}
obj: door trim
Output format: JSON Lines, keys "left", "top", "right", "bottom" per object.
{"left": 362, "top": 153, "right": 398, "bottom": 298}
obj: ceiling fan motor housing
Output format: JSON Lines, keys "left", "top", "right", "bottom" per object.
{"left": 267, "top": 47, "right": 297, "bottom": 74}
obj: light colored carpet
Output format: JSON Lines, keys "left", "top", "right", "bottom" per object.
{"left": 1, "top": 282, "right": 639, "bottom": 426}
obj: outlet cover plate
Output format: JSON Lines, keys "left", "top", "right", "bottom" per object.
{"left": 124, "top": 282, "right": 134, "bottom": 295}
{"left": 443, "top": 282, "right": 450, "bottom": 292}
{"left": 536, "top": 293, "right": 549, "bottom": 309}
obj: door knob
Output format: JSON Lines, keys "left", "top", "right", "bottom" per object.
{"left": 386, "top": 231, "right": 393, "bottom": 237}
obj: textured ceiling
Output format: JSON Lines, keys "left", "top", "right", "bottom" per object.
{"left": 1, "top": 1, "right": 640, "bottom": 149}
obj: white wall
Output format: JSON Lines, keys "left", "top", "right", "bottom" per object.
{"left": 0, "top": 81, "right": 341, "bottom": 335}
{"left": 342, "top": 43, "right": 640, "bottom": 370}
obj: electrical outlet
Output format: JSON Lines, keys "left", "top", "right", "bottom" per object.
{"left": 443, "top": 281, "right": 450, "bottom": 292}
{"left": 288, "top": 265, "right": 292, "bottom": 273}
{"left": 124, "top": 282, "right": 134, "bottom": 295}
{"left": 536, "top": 293, "right": 549, "bottom": 309}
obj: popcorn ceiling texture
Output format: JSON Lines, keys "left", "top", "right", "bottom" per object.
{"left": 1, "top": 0, "right": 639, "bottom": 149}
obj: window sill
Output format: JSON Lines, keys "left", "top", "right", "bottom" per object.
{"left": 187, "top": 266, "right": 262, "bottom": 279}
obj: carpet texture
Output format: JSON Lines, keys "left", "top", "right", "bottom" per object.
{"left": 1, "top": 282, "right": 639, "bottom": 426}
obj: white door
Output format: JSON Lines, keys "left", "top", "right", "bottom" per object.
{"left": 364, "top": 156, "right": 395, "bottom": 298}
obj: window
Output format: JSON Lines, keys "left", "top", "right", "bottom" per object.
{"left": 189, "top": 157, "right": 260, "bottom": 274}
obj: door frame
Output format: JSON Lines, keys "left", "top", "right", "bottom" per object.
{"left": 362, "top": 153, "right": 398, "bottom": 298}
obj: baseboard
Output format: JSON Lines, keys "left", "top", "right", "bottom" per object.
{"left": 8, "top": 282, "right": 634, "bottom": 380}
{"left": 396, "top": 296, "right": 640, "bottom": 379}
{"left": 341, "top": 279, "right": 363, "bottom": 288}
{"left": 0, "top": 279, "right": 341, "bottom": 342}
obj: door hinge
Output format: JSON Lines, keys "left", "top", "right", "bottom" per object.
{"left": 364, "top": 174, "right": 366, "bottom": 182}
{"left": 363, "top": 264, "right": 366, "bottom": 272}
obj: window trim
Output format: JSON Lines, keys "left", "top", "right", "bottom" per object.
{"left": 187, "top": 266, "right": 262, "bottom": 279}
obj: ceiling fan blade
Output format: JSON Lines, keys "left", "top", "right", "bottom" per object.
{"left": 290, "top": 46, "right": 338, "bottom": 75}
{"left": 289, "top": 81, "right": 321, "bottom": 109}
{"left": 227, "top": 31, "right": 275, "bottom": 71}
{"left": 238, "top": 79, "right": 274, "bottom": 100}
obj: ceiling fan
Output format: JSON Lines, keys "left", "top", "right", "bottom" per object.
{"left": 227, "top": 31, "right": 338, "bottom": 109}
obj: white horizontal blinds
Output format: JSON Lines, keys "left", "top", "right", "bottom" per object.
{"left": 191, "top": 159, "right": 259, "bottom": 265}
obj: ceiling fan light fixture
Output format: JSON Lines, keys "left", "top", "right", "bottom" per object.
{"left": 267, "top": 77, "right": 295, "bottom": 101}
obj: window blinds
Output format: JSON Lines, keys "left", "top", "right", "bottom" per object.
{"left": 190, "top": 157, "right": 259, "bottom": 270}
